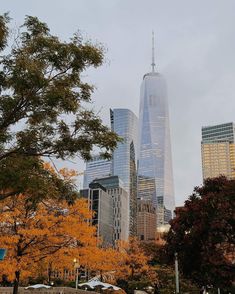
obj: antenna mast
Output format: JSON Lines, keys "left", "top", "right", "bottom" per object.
{"left": 151, "top": 31, "right": 156, "bottom": 72}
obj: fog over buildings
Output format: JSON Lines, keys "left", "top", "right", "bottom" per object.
{"left": 4, "top": 0, "right": 235, "bottom": 205}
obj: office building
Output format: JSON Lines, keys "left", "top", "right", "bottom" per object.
{"left": 110, "top": 109, "right": 138, "bottom": 236}
{"left": 83, "top": 154, "right": 111, "bottom": 189}
{"left": 137, "top": 200, "right": 156, "bottom": 241}
{"left": 88, "top": 182, "right": 113, "bottom": 246}
{"left": 201, "top": 122, "right": 235, "bottom": 180}
{"left": 138, "top": 33, "right": 175, "bottom": 227}
{"left": 92, "top": 176, "right": 129, "bottom": 242}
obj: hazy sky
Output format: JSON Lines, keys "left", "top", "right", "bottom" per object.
{"left": 3, "top": 0, "right": 235, "bottom": 205}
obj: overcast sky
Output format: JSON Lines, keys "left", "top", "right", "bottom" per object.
{"left": 3, "top": 0, "right": 235, "bottom": 205}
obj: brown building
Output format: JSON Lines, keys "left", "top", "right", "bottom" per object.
{"left": 137, "top": 200, "right": 156, "bottom": 241}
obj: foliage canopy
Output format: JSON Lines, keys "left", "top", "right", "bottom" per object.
{"left": 165, "top": 176, "right": 235, "bottom": 289}
{"left": 0, "top": 14, "right": 119, "bottom": 202}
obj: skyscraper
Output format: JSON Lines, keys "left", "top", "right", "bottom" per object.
{"left": 110, "top": 108, "right": 138, "bottom": 236}
{"left": 138, "top": 33, "right": 175, "bottom": 227}
{"left": 201, "top": 122, "right": 235, "bottom": 180}
{"left": 83, "top": 154, "right": 111, "bottom": 189}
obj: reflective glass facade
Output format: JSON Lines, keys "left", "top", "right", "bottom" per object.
{"left": 201, "top": 122, "right": 235, "bottom": 180}
{"left": 83, "top": 155, "right": 111, "bottom": 189}
{"left": 202, "top": 122, "right": 235, "bottom": 143}
{"left": 138, "top": 72, "right": 175, "bottom": 227}
{"left": 110, "top": 109, "right": 138, "bottom": 236}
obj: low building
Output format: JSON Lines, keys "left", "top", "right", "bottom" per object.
{"left": 137, "top": 200, "right": 156, "bottom": 241}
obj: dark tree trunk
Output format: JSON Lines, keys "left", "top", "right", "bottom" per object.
{"left": 131, "top": 266, "right": 134, "bottom": 278}
{"left": 100, "top": 270, "right": 103, "bottom": 282}
{"left": 13, "top": 270, "right": 20, "bottom": 294}
{"left": 48, "top": 263, "right": 52, "bottom": 284}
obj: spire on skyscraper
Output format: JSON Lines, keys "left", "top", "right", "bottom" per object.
{"left": 151, "top": 31, "right": 156, "bottom": 72}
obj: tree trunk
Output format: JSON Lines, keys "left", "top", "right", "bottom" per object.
{"left": 100, "top": 270, "right": 103, "bottom": 282}
{"left": 131, "top": 266, "right": 134, "bottom": 278}
{"left": 48, "top": 262, "right": 52, "bottom": 284}
{"left": 13, "top": 270, "right": 20, "bottom": 294}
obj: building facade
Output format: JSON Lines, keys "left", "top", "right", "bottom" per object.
{"left": 83, "top": 155, "right": 112, "bottom": 189}
{"left": 88, "top": 182, "right": 113, "bottom": 246}
{"left": 137, "top": 37, "right": 175, "bottom": 227}
{"left": 137, "top": 200, "right": 156, "bottom": 241}
{"left": 110, "top": 109, "right": 138, "bottom": 236}
{"left": 201, "top": 122, "right": 235, "bottom": 180}
{"left": 92, "top": 176, "right": 129, "bottom": 242}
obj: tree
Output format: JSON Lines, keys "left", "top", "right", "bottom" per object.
{"left": 165, "top": 176, "right": 235, "bottom": 289}
{"left": 116, "top": 238, "right": 158, "bottom": 290}
{"left": 0, "top": 14, "right": 120, "bottom": 201}
{"left": 0, "top": 156, "right": 79, "bottom": 207}
{"left": 0, "top": 195, "right": 97, "bottom": 294}
{"left": 79, "top": 245, "right": 124, "bottom": 283}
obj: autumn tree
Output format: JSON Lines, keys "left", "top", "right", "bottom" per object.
{"left": 78, "top": 245, "right": 124, "bottom": 283}
{"left": 0, "top": 194, "right": 98, "bottom": 294}
{"left": 116, "top": 238, "right": 157, "bottom": 291}
{"left": 0, "top": 14, "right": 120, "bottom": 202}
{"left": 165, "top": 176, "right": 235, "bottom": 290}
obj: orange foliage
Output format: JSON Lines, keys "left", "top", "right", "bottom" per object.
{"left": 0, "top": 194, "right": 96, "bottom": 282}
{"left": 116, "top": 238, "right": 157, "bottom": 282}
{"left": 0, "top": 163, "right": 156, "bottom": 286}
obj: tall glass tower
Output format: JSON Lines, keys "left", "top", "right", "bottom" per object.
{"left": 138, "top": 33, "right": 175, "bottom": 227}
{"left": 110, "top": 109, "right": 138, "bottom": 236}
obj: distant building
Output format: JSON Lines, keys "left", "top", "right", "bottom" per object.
{"left": 174, "top": 206, "right": 184, "bottom": 217}
{"left": 88, "top": 182, "right": 113, "bottom": 246}
{"left": 83, "top": 155, "right": 112, "bottom": 189}
{"left": 79, "top": 189, "right": 89, "bottom": 199}
{"left": 110, "top": 108, "right": 138, "bottom": 236}
{"left": 92, "top": 176, "right": 129, "bottom": 242}
{"left": 201, "top": 122, "right": 235, "bottom": 180}
{"left": 137, "top": 34, "right": 175, "bottom": 227}
{"left": 137, "top": 199, "right": 156, "bottom": 241}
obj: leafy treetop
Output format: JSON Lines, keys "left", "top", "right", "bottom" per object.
{"left": 165, "top": 176, "right": 235, "bottom": 289}
{"left": 0, "top": 14, "right": 119, "bottom": 162}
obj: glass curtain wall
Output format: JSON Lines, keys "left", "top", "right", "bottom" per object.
{"left": 110, "top": 109, "right": 138, "bottom": 236}
{"left": 138, "top": 72, "right": 175, "bottom": 226}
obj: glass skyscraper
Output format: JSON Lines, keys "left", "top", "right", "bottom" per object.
{"left": 110, "top": 109, "right": 138, "bottom": 236}
{"left": 138, "top": 35, "right": 175, "bottom": 227}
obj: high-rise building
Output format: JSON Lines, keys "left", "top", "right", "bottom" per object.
{"left": 137, "top": 199, "right": 156, "bottom": 241}
{"left": 88, "top": 182, "right": 113, "bottom": 246}
{"left": 137, "top": 33, "right": 175, "bottom": 227}
{"left": 201, "top": 122, "right": 235, "bottom": 180}
{"left": 110, "top": 109, "right": 138, "bottom": 236}
{"left": 92, "top": 176, "right": 129, "bottom": 242}
{"left": 83, "top": 155, "right": 111, "bottom": 189}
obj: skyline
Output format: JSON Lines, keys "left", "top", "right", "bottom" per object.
{"left": 3, "top": 0, "right": 235, "bottom": 205}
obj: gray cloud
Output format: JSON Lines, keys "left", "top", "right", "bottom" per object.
{"left": 3, "top": 0, "right": 235, "bottom": 204}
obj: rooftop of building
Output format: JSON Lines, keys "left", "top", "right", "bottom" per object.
{"left": 143, "top": 71, "right": 162, "bottom": 79}
{"left": 89, "top": 182, "right": 107, "bottom": 192}
{"left": 202, "top": 122, "right": 234, "bottom": 130}
{"left": 201, "top": 122, "right": 235, "bottom": 143}
{"left": 91, "top": 175, "right": 125, "bottom": 190}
